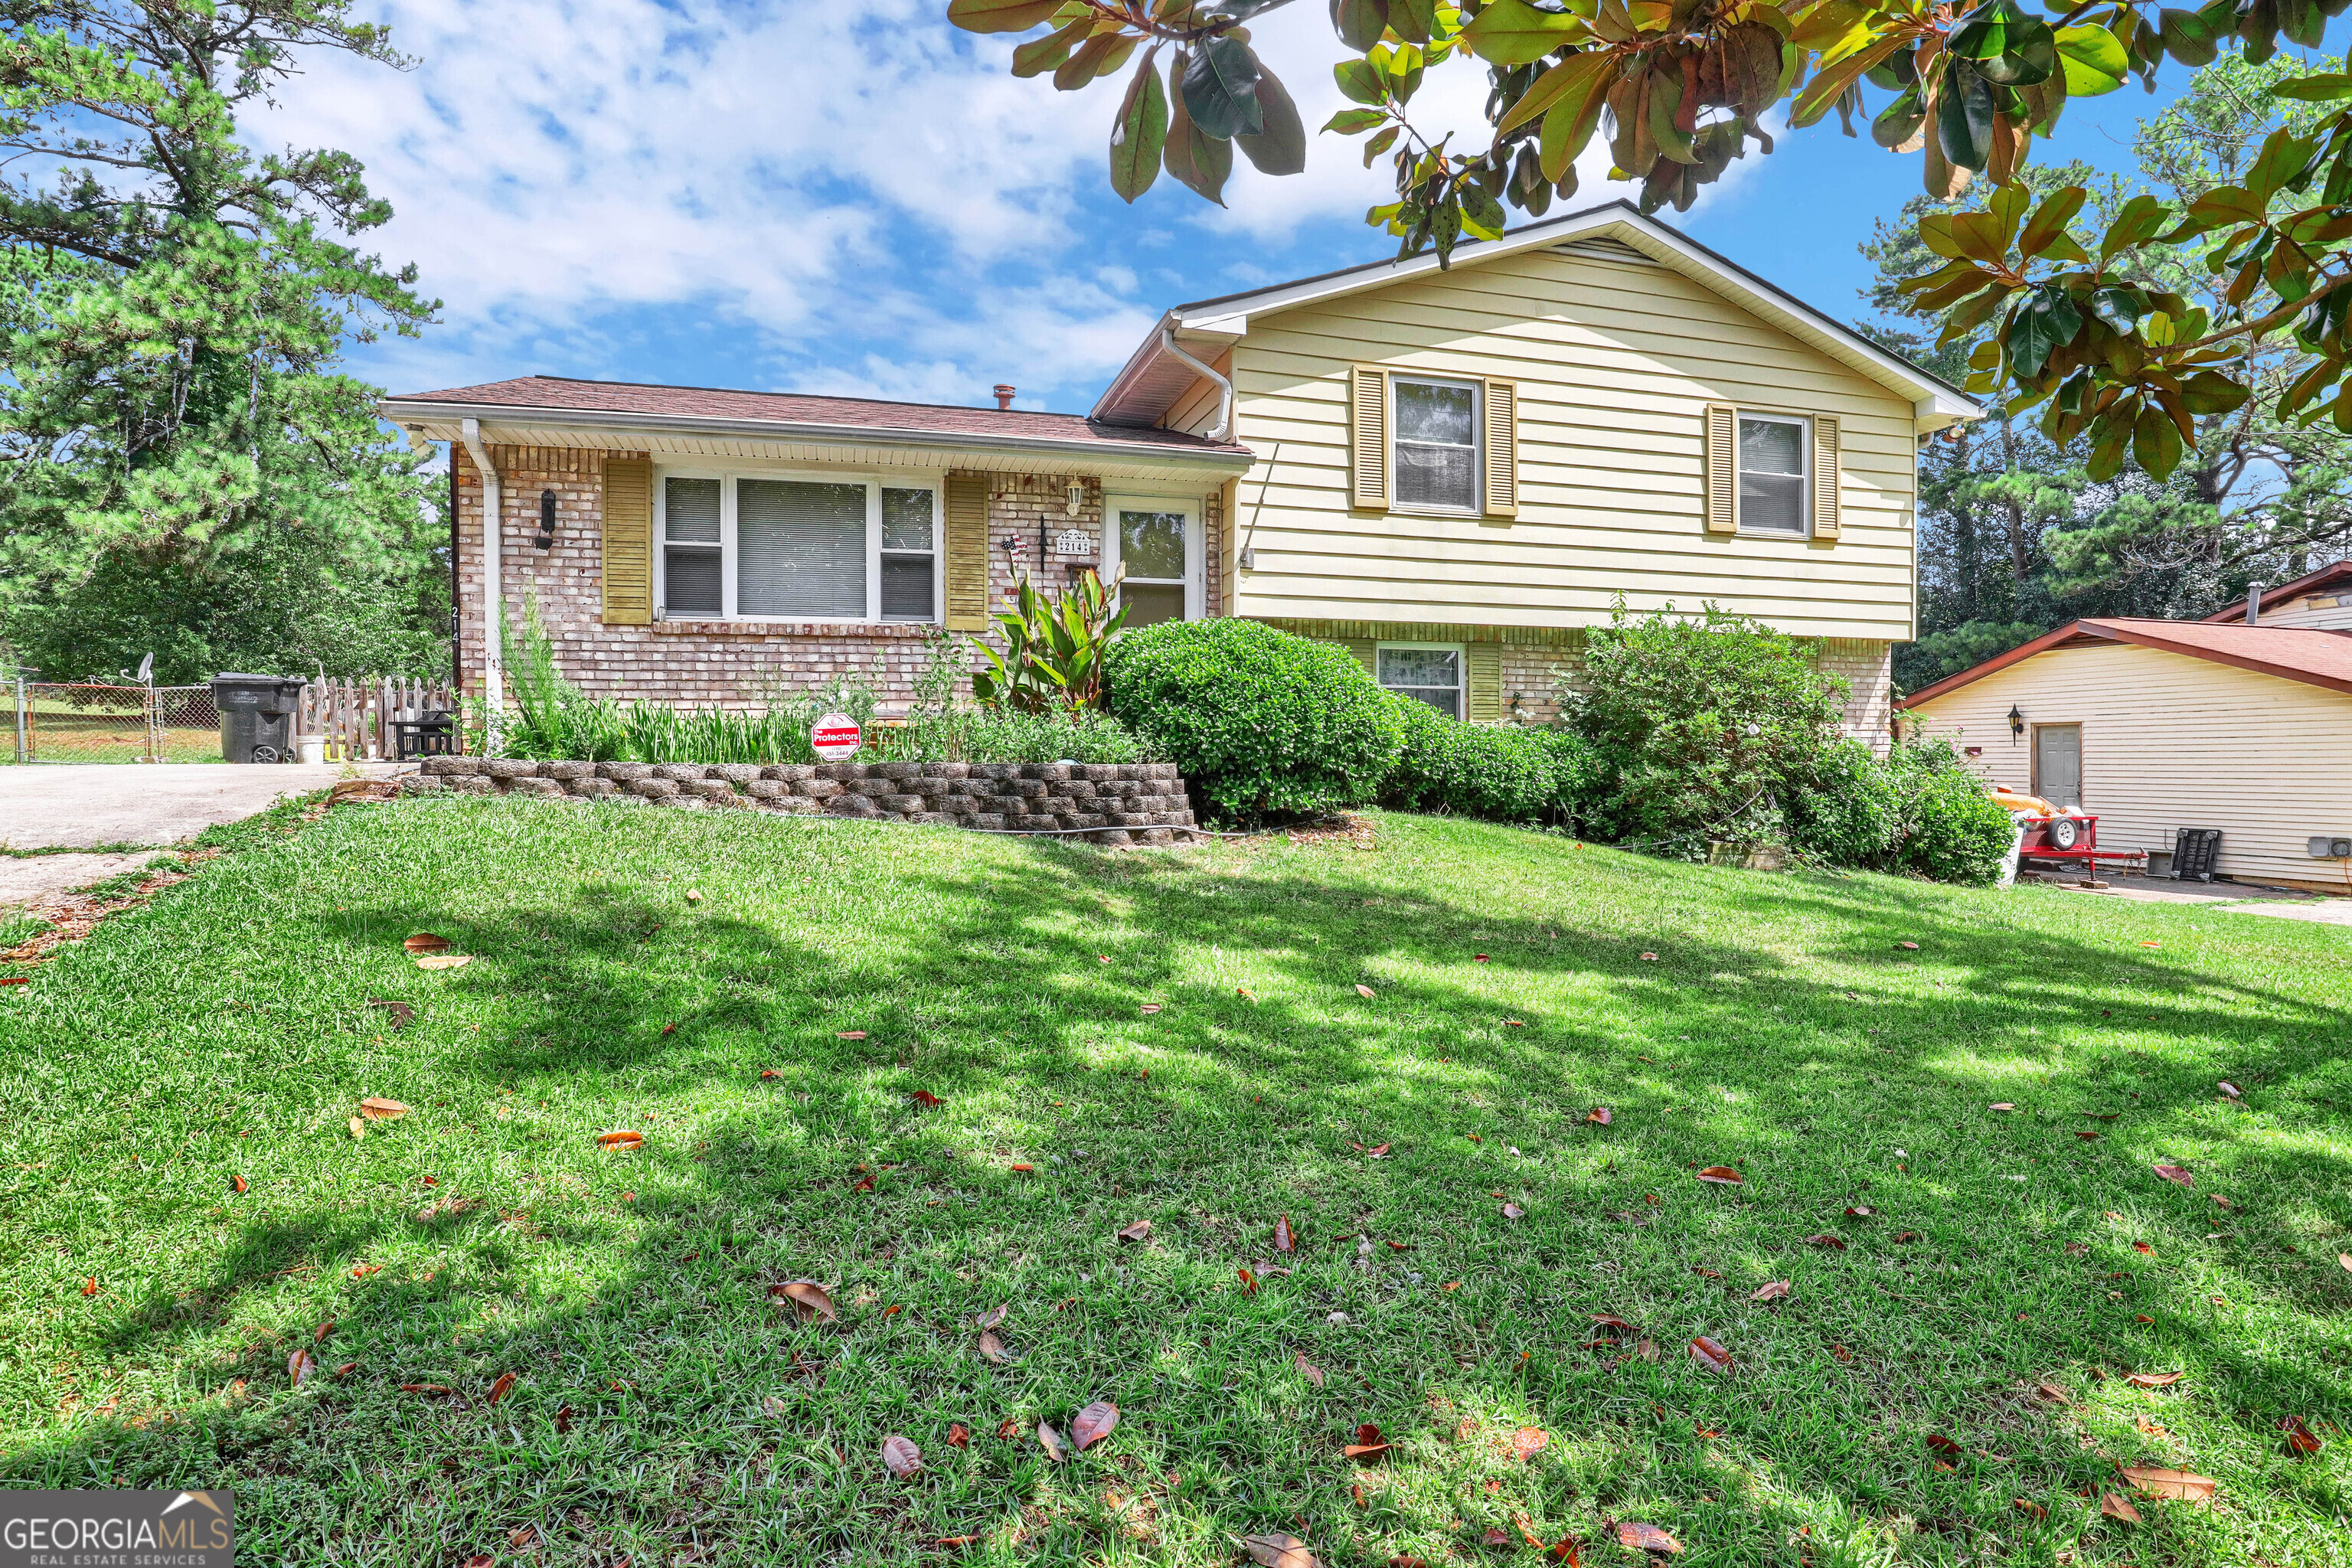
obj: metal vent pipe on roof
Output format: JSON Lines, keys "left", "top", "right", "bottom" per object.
{"left": 994, "top": 384, "right": 1015, "bottom": 410}
{"left": 2247, "top": 583, "right": 2262, "bottom": 626}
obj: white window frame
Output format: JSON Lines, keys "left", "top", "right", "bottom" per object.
{"left": 652, "top": 466, "right": 942, "bottom": 625}
{"left": 1376, "top": 641, "right": 1466, "bottom": 720}
{"left": 1735, "top": 410, "right": 1811, "bottom": 537}
{"left": 1390, "top": 374, "right": 1482, "bottom": 517}
{"left": 1102, "top": 493, "right": 1203, "bottom": 623}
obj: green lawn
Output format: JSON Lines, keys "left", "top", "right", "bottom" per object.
{"left": 2, "top": 796, "right": 2347, "bottom": 1566}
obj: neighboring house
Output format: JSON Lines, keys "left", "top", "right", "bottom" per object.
{"left": 1900, "top": 616, "right": 2352, "bottom": 891}
{"left": 2200, "top": 557, "right": 2352, "bottom": 630}
{"left": 377, "top": 201, "right": 1975, "bottom": 746}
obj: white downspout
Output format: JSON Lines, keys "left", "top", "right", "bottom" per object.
{"left": 1160, "top": 328, "right": 1233, "bottom": 442}
{"left": 459, "top": 417, "right": 504, "bottom": 750}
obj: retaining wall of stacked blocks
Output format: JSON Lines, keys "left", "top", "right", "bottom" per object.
{"left": 406, "top": 758, "right": 1203, "bottom": 844}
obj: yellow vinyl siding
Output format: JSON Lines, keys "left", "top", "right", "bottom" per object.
{"left": 2259, "top": 593, "right": 2352, "bottom": 629}
{"left": 1161, "top": 348, "right": 1231, "bottom": 437}
{"left": 1227, "top": 246, "right": 1916, "bottom": 640}
{"left": 1908, "top": 642, "right": 2352, "bottom": 887}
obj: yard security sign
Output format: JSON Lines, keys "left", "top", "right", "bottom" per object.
{"left": 812, "top": 713, "right": 861, "bottom": 761}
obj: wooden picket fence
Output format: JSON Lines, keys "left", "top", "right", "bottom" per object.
{"left": 297, "top": 676, "right": 458, "bottom": 761}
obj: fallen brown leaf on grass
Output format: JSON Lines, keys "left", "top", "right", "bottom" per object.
{"left": 1295, "top": 1352, "right": 1324, "bottom": 1389}
{"left": 403, "top": 933, "right": 450, "bottom": 955}
{"left": 1751, "top": 1281, "right": 1789, "bottom": 1302}
{"left": 1240, "top": 1533, "right": 1322, "bottom": 1567}
{"left": 995, "top": 1419, "right": 1019, "bottom": 1440}
{"left": 1071, "top": 1400, "right": 1118, "bottom": 1450}
{"left": 1805, "top": 1233, "right": 1846, "bottom": 1250}
{"left": 287, "top": 1348, "right": 318, "bottom": 1388}
{"left": 596, "top": 1129, "right": 643, "bottom": 1149}
{"left": 947, "top": 1421, "right": 970, "bottom": 1448}
{"left": 1586, "top": 1106, "right": 1612, "bottom": 1125}
{"left": 416, "top": 954, "right": 470, "bottom": 971}
{"left": 1238, "top": 1267, "right": 1258, "bottom": 1294}
{"left": 400, "top": 1383, "right": 451, "bottom": 1396}
{"left": 1512, "top": 1426, "right": 1548, "bottom": 1461}
{"left": 1344, "top": 1422, "right": 1390, "bottom": 1461}
{"left": 1614, "top": 1521, "right": 1682, "bottom": 1553}
{"left": 2011, "top": 1498, "right": 2047, "bottom": 1521}
{"left": 348, "top": 1116, "right": 368, "bottom": 1140}
{"left": 1844, "top": 1205, "right": 1873, "bottom": 1217}
{"left": 2219, "top": 1080, "right": 2241, "bottom": 1098}
{"left": 882, "top": 1434, "right": 923, "bottom": 1478}
{"left": 1236, "top": 987, "right": 1258, "bottom": 1003}
{"left": 1688, "top": 1336, "right": 1732, "bottom": 1373}
{"left": 758, "top": 1068, "right": 781, "bottom": 1080}
{"left": 1697, "top": 1167, "right": 1742, "bottom": 1185}
{"left": 1891, "top": 1230, "right": 1918, "bottom": 1243}
{"left": 1589, "top": 1313, "right": 1633, "bottom": 1335}
{"left": 837, "top": 1030, "right": 867, "bottom": 1040}
{"left": 1989, "top": 1102, "right": 2015, "bottom": 1112}
{"left": 1140, "top": 1002, "right": 1162, "bottom": 1014}
{"left": 2125, "top": 1370, "right": 2183, "bottom": 1388}
{"left": 976, "top": 1303, "right": 1007, "bottom": 1330}
{"left": 2133, "top": 1241, "right": 2154, "bottom": 1254}
{"left": 1355, "top": 983, "right": 1376, "bottom": 998}
{"left": 2121, "top": 1465, "right": 2215, "bottom": 1501}
{"left": 1831, "top": 1344, "right": 1853, "bottom": 1363}
{"left": 1036, "top": 1420, "right": 1068, "bottom": 1462}
{"left": 367, "top": 998, "right": 415, "bottom": 1029}
{"left": 2078, "top": 1131, "right": 2100, "bottom": 1140}
{"left": 2099, "top": 1493, "right": 2143, "bottom": 1524}
{"left": 1502, "top": 1203, "right": 1525, "bottom": 1220}
{"left": 910, "top": 1089, "right": 944, "bottom": 1108}
{"left": 1481, "top": 1527, "right": 1512, "bottom": 1547}
{"left": 349, "top": 1263, "right": 379, "bottom": 1278}
{"left": 230, "top": 1174, "right": 247, "bottom": 1194}
{"left": 1925, "top": 1433, "right": 1962, "bottom": 1457}
{"left": 978, "top": 1331, "right": 1018, "bottom": 1364}
{"left": 2282, "top": 1414, "right": 2323, "bottom": 1455}
{"left": 1275, "top": 1215, "right": 1295, "bottom": 1253}
{"left": 1364, "top": 1142, "right": 1391, "bottom": 1158}
{"left": 2152, "top": 1163, "right": 2195, "bottom": 1188}
{"left": 2034, "top": 1382, "right": 2073, "bottom": 1406}
{"left": 1896, "top": 940, "right": 1919, "bottom": 951}
{"left": 769, "top": 1280, "right": 836, "bottom": 1322}
{"left": 360, "top": 1096, "right": 410, "bottom": 1120}
{"left": 1638, "top": 952, "right": 1658, "bottom": 962}
{"left": 488, "top": 1371, "right": 516, "bottom": 1405}
{"left": 1117, "top": 1220, "right": 1152, "bottom": 1242}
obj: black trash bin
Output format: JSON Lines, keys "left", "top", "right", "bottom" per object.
{"left": 211, "top": 674, "right": 305, "bottom": 763}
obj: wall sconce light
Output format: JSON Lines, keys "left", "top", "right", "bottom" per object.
{"left": 2007, "top": 704, "right": 2024, "bottom": 742}
{"left": 1065, "top": 481, "right": 1086, "bottom": 518}
{"left": 534, "top": 489, "right": 557, "bottom": 551}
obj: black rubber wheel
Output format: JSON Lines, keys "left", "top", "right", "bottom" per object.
{"left": 2048, "top": 817, "right": 2079, "bottom": 851}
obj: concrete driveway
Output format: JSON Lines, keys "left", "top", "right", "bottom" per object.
{"left": 2, "top": 763, "right": 409, "bottom": 907}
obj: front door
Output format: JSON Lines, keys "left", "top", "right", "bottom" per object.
{"left": 2034, "top": 724, "right": 2082, "bottom": 811}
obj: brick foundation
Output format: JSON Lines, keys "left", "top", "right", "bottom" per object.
{"left": 408, "top": 756, "right": 1202, "bottom": 844}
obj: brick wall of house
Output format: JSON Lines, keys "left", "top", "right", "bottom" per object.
{"left": 454, "top": 447, "right": 1230, "bottom": 712}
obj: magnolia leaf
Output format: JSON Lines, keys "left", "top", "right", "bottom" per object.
{"left": 2054, "top": 24, "right": 2128, "bottom": 94}
{"left": 1237, "top": 66, "right": 1306, "bottom": 175}
{"left": 403, "top": 933, "right": 450, "bottom": 955}
{"left": 1697, "top": 1166, "right": 1743, "bottom": 1184}
{"left": 1162, "top": 72, "right": 1234, "bottom": 205}
{"left": 948, "top": 0, "right": 1066, "bottom": 29}
{"left": 1937, "top": 61, "right": 1997, "bottom": 171}
{"left": 1037, "top": 1419, "right": 1070, "bottom": 1461}
{"left": 1110, "top": 54, "right": 1169, "bottom": 203}
{"left": 1460, "top": 0, "right": 1589, "bottom": 65}
{"left": 1498, "top": 47, "right": 1612, "bottom": 136}
{"left": 1333, "top": 0, "right": 1390, "bottom": 51}
{"left": 769, "top": 1280, "right": 837, "bottom": 1322}
{"left": 883, "top": 1433, "right": 923, "bottom": 1477}
{"left": 2120, "top": 1464, "right": 2215, "bottom": 1501}
{"left": 1537, "top": 57, "right": 1615, "bottom": 181}
{"left": 1614, "top": 1521, "right": 1682, "bottom": 1553}
{"left": 1295, "top": 1351, "right": 1325, "bottom": 1388}
{"left": 1184, "top": 35, "right": 1264, "bottom": 141}
{"left": 2006, "top": 286, "right": 2082, "bottom": 377}
{"left": 2159, "top": 6, "right": 2219, "bottom": 65}
{"left": 1688, "top": 1334, "right": 1732, "bottom": 1372}
{"left": 360, "top": 1096, "right": 410, "bottom": 1120}
{"left": 1071, "top": 1399, "right": 1119, "bottom": 1449}
{"left": 2153, "top": 1162, "right": 2196, "bottom": 1188}
{"left": 1240, "top": 1533, "right": 1325, "bottom": 1568}
{"left": 2273, "top": 71, "right": 2352, "bottom": 100}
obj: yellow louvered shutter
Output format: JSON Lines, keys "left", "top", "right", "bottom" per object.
{"left": 1341, "top": 637, "right": 1377, "bottom": 675}
{"left": 1482, "top": 379, "right": 1517, "bottom": 519}
{"left": 1350, "top": 365, "right": 1390, "bottom": 511}
{"left": 601, "top": 456, "right": 652, "bottom": 625}
{"left": 1812, "top": 414, "right": 1841, "bottom": 539}
{"left": 1467, "top": 642, "right": 1502, "bottom": 723}
{"left": 1703, "top": 403, "right": 1737, "bottom": 534}
{"left": 945, "top": 472, "right": 990, "bottom": 630}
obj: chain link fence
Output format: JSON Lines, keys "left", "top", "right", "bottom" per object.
{"left": 6, "top": 681, "right": 221, "bottom": 763}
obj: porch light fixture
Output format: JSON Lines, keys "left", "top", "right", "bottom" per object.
{"left": 1065, "top": 481, "right": 1085, "bottom": 517}
{"left": 2007, "top": 704, "right": 2024, "bottom": 742}
{"left": 534, "top": 488, "right": 557, "bottom": 551}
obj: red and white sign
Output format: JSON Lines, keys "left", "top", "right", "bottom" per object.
{"left": 811, "top": 711, "right": 861, "bottom": 760}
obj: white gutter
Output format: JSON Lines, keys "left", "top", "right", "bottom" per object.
{"left": 459, "top": 417, "right": 504, "bottom": 751}
{"left": 1158, "top": 328, "right": 1233, "bottom": 443}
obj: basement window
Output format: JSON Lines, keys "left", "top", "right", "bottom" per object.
{"left": 1377, "top": 643, "right": 1465, "bottom": 720}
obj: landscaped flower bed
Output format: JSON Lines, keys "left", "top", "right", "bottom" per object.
{"left": 406, "top": 758, "right": 1201, "bottom": 842}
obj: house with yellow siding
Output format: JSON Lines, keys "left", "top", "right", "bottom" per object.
{"left": 378, "top": 201, "right": 1975, "bottom": 747}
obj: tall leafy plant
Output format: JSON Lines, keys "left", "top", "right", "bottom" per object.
{"left": 972, "top": 569, "right": 1129, "bottom": 713}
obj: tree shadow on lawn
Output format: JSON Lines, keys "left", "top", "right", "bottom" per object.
{"left": 11, "top": 809, "right": 2350, "bottom": 1563}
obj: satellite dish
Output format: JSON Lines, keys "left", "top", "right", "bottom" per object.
{"left": 135, "top": 653, "right": 154, "bottom": 684}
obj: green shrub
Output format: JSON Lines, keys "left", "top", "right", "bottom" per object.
{"left": 1380, "top": 698, "right": 1599, "bottom": 825}
{"left": 1568, "top": 603, "right": 1850, "bottom": 854}
{"left": 1890, "top": 739, "right": 2017, "bottom": 884}
{"left": 1105, "top": 619, "right": 1402, "bottom": 822}
{"left": 1787, "top": 739, "right": 1902, "bottom": 867}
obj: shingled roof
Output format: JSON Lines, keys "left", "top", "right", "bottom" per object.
{"left": 1901, "top": 616, "right": 2352, "bottom": 707}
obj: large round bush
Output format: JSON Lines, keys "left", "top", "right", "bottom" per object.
{"left": 1787, "top": 738, "right": 1901, "bottom": 867}
{"left": 1104, "top": 620, "right": 1403, "bottom": 822}
{"left": 1381, "top": 697, "right": 1599, "bottom": 825}
{"left": 1896, "top": 759, "right": 2018, "bottom": 884}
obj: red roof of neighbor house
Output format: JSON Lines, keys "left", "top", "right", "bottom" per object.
{"left": 382, "top": 374, "right": 1250, "bottom": 454}
{"left": 1900, "top": 616, "right": 2352, "bottom": 707}
{"left": 2200, "top": 558, "right": 2352, "bottom": 622}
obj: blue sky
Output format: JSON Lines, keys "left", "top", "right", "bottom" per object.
{"left": 260, "top": 0, "right": 2212, "bottom": 417}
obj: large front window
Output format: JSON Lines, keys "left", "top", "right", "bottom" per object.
{"left": 1393, "top": 377, "right": 1480, "bottom": 512}
{"left": 656, "top": 471, "right": 938, "bottom": 622}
